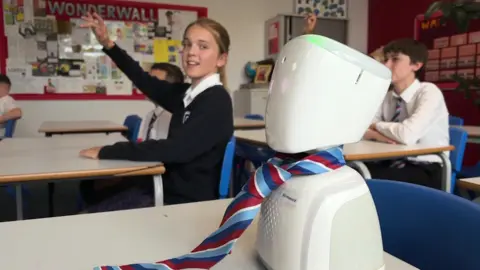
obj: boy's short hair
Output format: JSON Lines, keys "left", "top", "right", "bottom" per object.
{"left": 383, "top": 38, "right": 428, "bottom": 78}
{"left": 151, "top": 63, "right": 184, "bottom": 83}
{"left": 0, "top": 74, "right": 11, "bottom": 87}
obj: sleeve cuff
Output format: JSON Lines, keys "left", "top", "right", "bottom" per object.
{"left": 374, "top": 121, "right": 392, "bottom": 132}
{"left": 98, "top": 142, "right": 128, "bottom": 160}
{"left": 101, "top": 43, "right": 119, "bottom": 55}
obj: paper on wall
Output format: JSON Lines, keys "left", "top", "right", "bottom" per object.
{"left": 154, "top": 39, "right": 182, "bottom": 66}
{"left": 157, "top": 9, "right": 197, "bottom": 41}
{"left": 106, "top": 79, "right": 133, "bottom": 95}
{"left": 57, "top": 77, "right": 85, "bottom": 93}
{"left": 6, "top": 61, "right": 42, "bottom": 94}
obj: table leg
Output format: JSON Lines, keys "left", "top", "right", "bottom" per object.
{"left": 436, "top": 152, "right": 452, "bottom": 193}
{"left": 16, "top": 185, "right": 23, "bottom": 220}
{"left": 348, "top": 161, "right": 372, "bottom": 179}
{"left": 153, "top": 175, "right": 163, "bottom": 206}
{"left": 48, "top": 183, "right": 55, "bottom": 216}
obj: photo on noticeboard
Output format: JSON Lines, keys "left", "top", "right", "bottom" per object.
{"left": 295, "top": 0, "right": 347, "bottom": 19}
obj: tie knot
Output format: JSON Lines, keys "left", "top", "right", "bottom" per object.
{"left": 243, "top": 149, "right": 346, "bottom": 199}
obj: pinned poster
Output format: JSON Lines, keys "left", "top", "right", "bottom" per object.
{"left": 153, "top": 39, "right": 182, "bottom": 66}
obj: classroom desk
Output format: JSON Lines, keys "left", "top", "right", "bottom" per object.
{"left": 457, "top": 177, "right": 480, "bottom": 192}
{"left": 0, "top": 199, "right": 418, "bottom": 270}
{"left": 453, "top": 125, "right": 480, "bottom": 144}
{"left": 38, "top": 120, "right": 128, "bottom": 136}
{"left": 0, "top": 134, "right": 164, "bottom": 220}
{"left": 234, "top": 129, "right": 454, "bottom": 192}
{"left": 234, "top": 117, "right": 265, "bottom": 130}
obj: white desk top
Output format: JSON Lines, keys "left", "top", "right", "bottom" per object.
{"left": 458, "top": 177, "right": 480, "bottom": 191}
{"left": 0, "top": 199, "right": 417, "bottom": 270}
{"left": 453, "top": 125, "right": 480, "bottom": 138}
{"left": 234, "top": 129, "right": 453, "bottom": 161}
{"left": 0, "top": 134, "right": 163, "bottom": 182}
{"left": 234, "top": 117, "right": 265, "bottom": 129}
{"left": 38, "top": 120, "right": 128, "bottom": 133}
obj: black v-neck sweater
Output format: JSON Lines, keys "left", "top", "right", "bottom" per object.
{"left": 98, "top": 44, "right": 234, "bottom": 204}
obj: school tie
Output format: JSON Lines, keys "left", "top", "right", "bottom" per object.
{"left": 389, "top": 97, "right": 408, "bottom": 168}
{"left": 390, "top": 97, "right": 403, "bottom": 122}
{"left": 145, "top": 113, "right": 158, "bottom": 141}
{"left": 94, "top": 147, "right": 346, "bottom": 270}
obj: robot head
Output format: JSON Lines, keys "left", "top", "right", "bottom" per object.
{"left": 265, "top": 35, "right": 391, "bottom": 153}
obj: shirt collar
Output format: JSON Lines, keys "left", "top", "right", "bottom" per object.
{"left": 153, "top": 106, "right": 164, "bottom": 115}
{"left": 392, "top": 79, "right": 420, "bottom": 103}
{"left": 183, "top": 73, "right": 222, "bottom": 107}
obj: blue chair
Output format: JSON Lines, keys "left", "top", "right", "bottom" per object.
{"left": 367, "top": 179, "right": 480, "bottom": 270}
{"left": 244, "top": 114, "right": 264, "bottom": 120}
{"left": 219, "top": 136, "right": 236, "bottom": 198}
{"left": 460, "top": 163, "right": 480, "bottom": 178}
{"left": 122, "top": 115, "right": 142, "bottom": 142}
{"left": 449, "top": 127, "right": 468, "bottom": 193}
{"left": 448, "top": 115, "right": 464, "bottom": 126}
{"left": 4, "top": 119, "right": 17, "bottom": 138}
{"left": 2, "top": 119, "right": 28, "bottom": 210}
{"left": 234, "top": 114, "right": 275, "bottom": 195}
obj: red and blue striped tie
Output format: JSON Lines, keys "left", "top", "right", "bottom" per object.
{"left": 95, "top": 147, "right": 346, "bottom": 270}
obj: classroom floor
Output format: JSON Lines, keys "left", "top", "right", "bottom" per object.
{"left": 0, "top": 182, "right": 81, "bottom": 221}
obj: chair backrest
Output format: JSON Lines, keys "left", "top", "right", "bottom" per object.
{"left": 449, "top": 126, "right": 468, "bottom": 192}
{"left": 219, "top": 136, "right": 236, "bottom": 198}
{"left": 4, "top": 119, "right": 17, "bottom": 138}
{"left": 367, "top": 179, "right": 480, "bottom": 270}
{"left": 122, "top": 115, "right": 142, "bottom": 142}
{"left": 448, "top": 115, "right": 464, "bottom": 126}
{"left": 244, "top": 114, "right": 264, "bottom": 120}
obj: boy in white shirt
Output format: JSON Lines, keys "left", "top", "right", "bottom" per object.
{"left": 0, "top": 74, "right": 22, "bottom": 136}
{"left": 138, "top": 63, "right": 184, "bottom": 141}
{"left": 363, "top": 38, "right": 449, "bottom": 189}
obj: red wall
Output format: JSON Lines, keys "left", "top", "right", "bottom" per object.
{"left": 368, "top": 0, "right": 480, "bottom": 165}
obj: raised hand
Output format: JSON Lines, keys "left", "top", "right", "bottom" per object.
{"left": 80, "top": 12, "right": 112, "bottom": 48}
{"left": 303, "top": 13, "right": 317, "bottom": 34}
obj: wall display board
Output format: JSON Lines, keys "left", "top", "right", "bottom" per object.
{"left": 0, "top": 0, "right": 207, "bottom": 100}
{"left": 414, "top": 11, "right": 480, "bottom": 90}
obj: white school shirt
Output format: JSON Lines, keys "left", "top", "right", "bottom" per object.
{"left": 183, "top": 73, "right": 222, "bottom": 108}
{"left": 0, "top": 95, "right": 19, "bottom": 136}
{"left": 138, "top": 106, "right": 172, "bottom": 141}
{"left": 372, "top": 79, "right": 450, "bottom": 163}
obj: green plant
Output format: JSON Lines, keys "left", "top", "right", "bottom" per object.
{"left": 425, "top": 0, "right": 480, "bottom": 107}
{"left": 425, "top": 0, "right": 480, "bottom": 32}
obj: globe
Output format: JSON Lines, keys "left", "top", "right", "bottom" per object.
{"left": 245, "top": 62, "right": 258, "bottom": 80}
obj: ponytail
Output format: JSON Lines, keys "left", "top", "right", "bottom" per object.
{"left": 219, "top": 66, "right": 227, "bottom": 89}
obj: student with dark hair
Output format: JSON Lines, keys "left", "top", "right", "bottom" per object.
{"left": 138, "top": 63, "right": 184, "bottom": 141}
{"left": 0, "top": 74, "right": 22, "bottom": 136}
{"left": 363, "top": 38, "right": 449, "bottom": 189}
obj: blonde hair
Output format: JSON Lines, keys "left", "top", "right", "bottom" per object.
{"left": 184, "top": 18, "right": 230, "bottom": 87}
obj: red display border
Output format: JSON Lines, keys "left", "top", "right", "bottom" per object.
{"left": 0, "top": 0, "right": 208, "bottom": 100}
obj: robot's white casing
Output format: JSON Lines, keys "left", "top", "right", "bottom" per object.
{"left": 265, "top": 35, "right": 391, "bottom": 154}
{"left": 256, "top": 35, "right": 392, "bottom": 270}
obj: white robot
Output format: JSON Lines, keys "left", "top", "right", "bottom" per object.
{"left": 256, "top": 35, "right": 392, "bottom": 270}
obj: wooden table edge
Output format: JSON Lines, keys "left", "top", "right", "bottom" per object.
{"left": 457, "top": 178, "right": 480, "bottom": 192}
{"left": 236, "top": 137, "right": 454, "bottom": 161}
{"left": 38, "top": 126, "right": 128, "bottom": 133}
{"left": 0, "top": 165, "right": 165, "bottom": 183}
{"left": 344, "top": 145, "right": 455, "bottom": 161}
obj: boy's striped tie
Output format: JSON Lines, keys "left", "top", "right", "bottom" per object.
{"left": 94, "top": 147, "right": 346, "bottom": 270}
{"left": 390, "top": 97, "right": 403, "bottom": 122}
